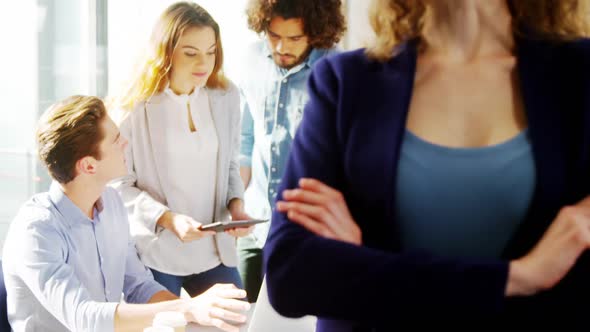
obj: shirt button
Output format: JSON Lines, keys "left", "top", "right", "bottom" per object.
{"left": 271, "top": 167, "right": 276, "bottom": 172}
{"left": 279, "top": 103, "right": 284, "bottom": 108}
{"left": 282, "top": 79, "right": 288, "bottom": 83}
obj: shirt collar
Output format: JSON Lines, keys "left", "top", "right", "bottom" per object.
{"left": 163, "top": 83, "right": 201, "bottom": 105}
{"left": 305, "top": 47, "right": 329, "bottom": 67}
{"left": 49, "top": 181, "right": 104, "bottom": 227}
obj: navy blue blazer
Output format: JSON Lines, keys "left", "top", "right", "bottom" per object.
{"left": 263, "top": 36, "right": 590, "bottom": 331}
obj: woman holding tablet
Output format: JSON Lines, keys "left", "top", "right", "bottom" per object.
{"left": 112, "top": 2, "right": 251, "bottom": 297}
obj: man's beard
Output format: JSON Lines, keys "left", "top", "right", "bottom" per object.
{"left": 273, "top": 46, "right": 312, "bottom": 69}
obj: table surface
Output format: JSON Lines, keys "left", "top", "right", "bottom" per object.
{"left": 186, "top": 278, "right": 316, "bottom": 332}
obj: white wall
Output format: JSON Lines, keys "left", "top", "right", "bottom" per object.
{"left": 344, "top": 0, "right": 374, "bottom": 50}
{"left": 0, "top": 0, "right": 38, "bottom": 256}
{"left": 0, "top": 0, "right": 38, "bottom": 151}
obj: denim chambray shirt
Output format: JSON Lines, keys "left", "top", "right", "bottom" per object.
{"left": 239, "top": 41, "right": 338, "bottom": 247}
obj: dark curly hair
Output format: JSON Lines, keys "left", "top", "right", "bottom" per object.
{"left": 246, "top": 0, "right": 346, "bottom": 49}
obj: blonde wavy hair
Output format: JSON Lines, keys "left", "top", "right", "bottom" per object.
{"left": 368, "top": 0, "right": 590, "bottom": 61}
{"left": 117, "top": 2, "right": 227, "bottom": 111}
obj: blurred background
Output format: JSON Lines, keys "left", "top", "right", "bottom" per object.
{"left": 0, "top": 0, "right": 373, "bottom": 254}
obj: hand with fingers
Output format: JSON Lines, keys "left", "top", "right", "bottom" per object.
{"left": 507, "top": 195, "right": 590, "bottom": 296}
{"left": 276, "top": 179, "right": 590, "bottom": 296}
{"left": 276, "top": 178, "right": 362, "bottom": 246}
{"left": 226, "top": 199, "right": 254, "bottom": 238}
{"left": 186, "top": 284, "right": 251, "bottom": 332}
{"left": 225, "top": 225, "right": 254, "bottom": 238}
{"left": 159, "top": 211, "right": 216, "bottom": 243}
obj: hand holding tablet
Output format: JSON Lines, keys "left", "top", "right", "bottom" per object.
{"left": 199, "top": 219, "right": 269, "bottom": 232}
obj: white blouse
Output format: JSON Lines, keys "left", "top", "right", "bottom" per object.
{"left": 113, "top": 82, "right": 244, "bottom": 276}
{"left": 142, "top": 87, "right": 220, "bottom": 275}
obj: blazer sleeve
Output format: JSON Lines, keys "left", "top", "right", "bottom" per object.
{"left": 263, "top": 56, "right": 510, "bottom": 323}
{"left": 226, "top": 84, "right": 246, "bottom": 207}
{"left": 111, "top": 112, "right": 169, "bottom": 234}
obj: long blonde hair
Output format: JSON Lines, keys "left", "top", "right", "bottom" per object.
{"left": 117, "top": 2, "right": 227, "bottom": 111}
{"left": 368, "top": 0, "right": 590, "bottom": 61}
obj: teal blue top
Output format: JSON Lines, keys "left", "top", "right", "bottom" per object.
{"left": 394, "top": 129, "right": 536, "bottom": 258}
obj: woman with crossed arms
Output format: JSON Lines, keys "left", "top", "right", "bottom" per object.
{"left": 265, "top": 0, "right": 590, "bottom": 330}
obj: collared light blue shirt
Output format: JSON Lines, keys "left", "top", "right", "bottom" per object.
{"left": 2, "top": 182, "right": 166, "bottom": 332}
{"left": 239, "top": 41, "right": 338, "bottom": 247}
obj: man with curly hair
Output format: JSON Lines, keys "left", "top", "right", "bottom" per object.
{"left": 238, "top": 0, "right": 346, "bottom": 303}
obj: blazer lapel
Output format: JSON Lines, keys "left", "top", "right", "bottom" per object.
{"left": 208, "top": 89, "right": 226, "bottom": 152}
{"left": 345, "top": 43, "right": 417, "bottom": 249}
{"left": 207, "top": 88, "right": 226, "bottom": 219}
{"left": 385, "top": 43, "right": 419, "bottom": 224}
{"left": 503, "top": 37, "right": 569, "bottom": 258}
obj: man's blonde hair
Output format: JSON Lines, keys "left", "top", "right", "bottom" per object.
{"left": 36, "top": 95, "right": 106, "bottom": 184}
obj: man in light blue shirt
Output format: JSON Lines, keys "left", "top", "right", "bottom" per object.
{"left": 2, "top": 96, "right": 249, "bottom": 332}
{"left": 238, "top": 0, "right": 346, "bottom": 302}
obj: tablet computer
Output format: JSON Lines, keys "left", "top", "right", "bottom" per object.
{"left": 200, "top": 219, "right": 269, "bottom": 232}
